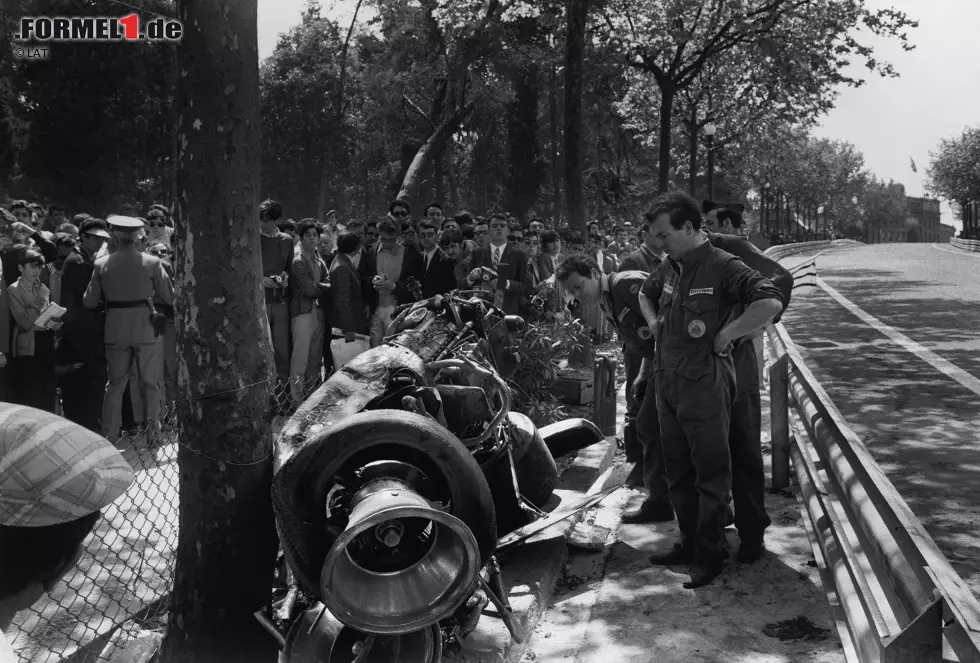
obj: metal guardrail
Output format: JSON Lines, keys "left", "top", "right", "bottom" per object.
{"left": 767, "top": 321, "right": 980, "bottom": 662}
{"left": 951, "top": 237, "right": 980, "bottom": 252}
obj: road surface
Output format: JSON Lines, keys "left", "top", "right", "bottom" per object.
{"left": 780, "top": 241, "right": 980, "bottom": 596}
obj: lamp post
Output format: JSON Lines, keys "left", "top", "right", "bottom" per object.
{"left": 705, "top": 123, "right": 717, "bottom": 200}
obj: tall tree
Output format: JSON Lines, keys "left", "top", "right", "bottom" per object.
{"left": 598, "top": 0, "right": 916, "bottom": 193}
{"left": 159, "top": 0, "right": 279, "bottom": 660}
{"left": 926, "top": 126, "right": 980, "bottom": 214}
{"left": 564, "top": 0, "right": 590, "bottom": 230}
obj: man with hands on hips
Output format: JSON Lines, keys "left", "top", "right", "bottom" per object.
{"left": 635, "top": 192, "right": 782, "bottom": 589}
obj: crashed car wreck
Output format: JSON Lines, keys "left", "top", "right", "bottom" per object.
{"left": 256, "top": 291, "right": 610, "bottom": 661}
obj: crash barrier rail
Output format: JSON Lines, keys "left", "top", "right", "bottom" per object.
{"left": 951, "top": 237, "right": 980, "bottom": 252}
{"left": 766, "top": 322, "right": 980, "bottom": 662}
{"left": 762, "top": 239, "right": 832, "bottom": 261}
{"left": 7, "top": 377, "right": 319, "bottom": 663}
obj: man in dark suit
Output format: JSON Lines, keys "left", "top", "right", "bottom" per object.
{"left": 464, "top": 213, "right": 528, "bottom": 315}
{"left": 330, "top": 232, "right": 370, "bottom": 340}
{"left": 417, "top": 220, "right": 458, "bottom": 298}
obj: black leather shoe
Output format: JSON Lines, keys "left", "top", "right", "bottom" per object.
{"left": 622, "top": 501, "right": 674, "bottom": 524}
{"left": 684, "top": 563, "right": 724, "bottom": 589}
{"left": 736, "top": 539, "right": 766, "bottom": 564}
{"left": 649, "top": 543, "right": 695, "bottom": 566}
{"left": 625, "top": 463, "right": 644, "bottom": 487}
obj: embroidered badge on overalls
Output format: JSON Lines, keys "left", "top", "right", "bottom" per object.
{"left": 688, "top": 319, "right": 706, "bottom": 338}
{"left": 664, "top": 282, "right": 674, "bottom": 296}
{"left": 638, "top": 326, "right": 653, "bottom": 340}
{"left": 629, "top": 284, "right": 640, "bottom": 295}
{"left": 689, "top": 287, "right": 713, "bottom": 296}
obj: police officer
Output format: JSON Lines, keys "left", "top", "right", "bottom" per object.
{"left": 638, "top": 192, "right": 783, "bottom": 588}
{"left": 83, "top": 216, "right": 174, "bottom": 444}
{"left": 616, "top": 222, "right": 665, "bottom": 491}
{"left": 556, "top": 255, "right": 673, "bottom": 524}
{"left": 702, "top": 203, "right": 794, "bottom": 563}
{"left": 0, "top": 404, "right": 135, "bottom": 657}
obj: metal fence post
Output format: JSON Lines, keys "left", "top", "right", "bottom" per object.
{"left": 770, "top": 353, "right": 791, "bottom": 492}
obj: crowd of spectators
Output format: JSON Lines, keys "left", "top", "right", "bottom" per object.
{"left": 0, "top": 200, "right": 175, "bottom": 442}
{"left": 0, "top": 195, "right": 657, "bottom": 427}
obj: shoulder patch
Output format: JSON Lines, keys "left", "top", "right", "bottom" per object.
{"left": 689, "top": 287, "right": 714, "bottom": 296}
{"left": 629, "top": 284, "right": 640, "bottom": 295}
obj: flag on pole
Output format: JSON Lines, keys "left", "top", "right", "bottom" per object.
{"left": 910, "top": 157, "right": 918, "bottom": 173}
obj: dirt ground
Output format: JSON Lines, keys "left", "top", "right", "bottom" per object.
{"left": 521, "top": 363, "right": 844, "bottom": 663}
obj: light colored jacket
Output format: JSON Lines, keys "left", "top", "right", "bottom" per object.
{"left": 7, "top": 278, "right": 50, "bottom": 357}
{"left": 83, "top": 247, "right": 174, "bottom": 345}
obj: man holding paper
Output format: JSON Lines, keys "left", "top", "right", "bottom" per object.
{"left": 6, "top": 249, "right": 64, "bottom": 412}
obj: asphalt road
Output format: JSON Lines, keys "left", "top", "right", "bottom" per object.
{"left": 779, "top": 241, "right": 980, "bottom": 597}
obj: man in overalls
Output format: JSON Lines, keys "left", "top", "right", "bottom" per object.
{"left": 556, "top": 255, "right": 673, "bottom": 524}
{"left": 703, "top": 205, "right": 795, "bottom": 563}
{"left": 638, "top": 192, "right": 782, "bottom": 588}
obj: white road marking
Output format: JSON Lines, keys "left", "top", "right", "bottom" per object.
{"left": 931, "top": 243, "right": 980, "bottom": 258}
{"left": 816, "top": 277, "right": 980, "bottom": 399}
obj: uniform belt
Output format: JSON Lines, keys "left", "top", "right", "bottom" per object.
{"left": 105, "top": 300, "right": 150, "bottom": 310}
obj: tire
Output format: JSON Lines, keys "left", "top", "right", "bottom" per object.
{"left": 509, "top": 413, "right": 559, "bottom": 507}
{"left": 539, "top": 417, "right": 605, "bottom": 459}
{"left": 272, "top": 410, "right": 496, "bottom": 597}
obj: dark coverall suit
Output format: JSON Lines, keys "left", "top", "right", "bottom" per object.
{"left": 616, "top": 245, "right": 663, "bottom": 464}
{"left": 706, "top": 233, "right": 794, "bottom": 544}
{"left": 641, "top": 241, "right": 782, "bottom": 564}
{"left": 599, "top": 271, "right": 670, "bottom": 508}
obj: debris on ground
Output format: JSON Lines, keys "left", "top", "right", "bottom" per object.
{"left": 762, "top": 616, "right": 833, "bottom": 642}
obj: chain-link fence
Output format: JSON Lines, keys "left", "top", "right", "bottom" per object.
{"left": 7, "top": 376, "right": 316, "bottom": 663}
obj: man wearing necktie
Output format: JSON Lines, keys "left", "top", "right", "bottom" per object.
{"left": 418, "top": 220, "right": 457, "bottom": 298}
{"left": 465, "top": 213, "right": 528, "bottom": 315}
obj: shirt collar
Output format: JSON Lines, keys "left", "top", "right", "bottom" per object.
{"left": 670, "top": 239, "right": 711, "bottom": 272}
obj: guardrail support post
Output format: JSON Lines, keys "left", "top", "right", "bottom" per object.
{"left": 770, "top": 353, "right": 791, "bottom": 492}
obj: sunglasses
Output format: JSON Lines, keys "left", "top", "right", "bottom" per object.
{"left": 148, "top": 222, "right": 165, "bottom": 228}
{"left": 474, "top": 230, "right": 489, "bottom": 236}
{"left": 392, "top": 211, "right": 410, "bottom": 218}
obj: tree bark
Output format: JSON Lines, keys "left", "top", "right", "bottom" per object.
{"left": 160, "top": 0, "right": 279, "bottom": 661}
{"left": 549, "top": 65, "right": 562, "bottom": 224}
{"left": 397, "top": 111, "right": 468, "bottom": 203}
{"left": 563, "top": 0, "right": 590, "bottom": 231}
{"left": 657, "top": 85, "right": 675, "bottom": 194}
{"left": 506, "top": 63, "right": 541, "bottom": 221}
{"left": 687, "top": 114, "right": 698, "bottom": 198}
{"left": 316, "top": 0, "right": 364, "bottom": 220}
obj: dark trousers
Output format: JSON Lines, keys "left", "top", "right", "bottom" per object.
{"left": 635, "top": 361, "right": 670, "bottom": 507}
{"left": 730, "top": 341, "right": 771, "bottom": 542}
{"left": 656, "top": 357, "right": 735, "bottom": 565}
{"left": 58, "top": 337, "right": 108, "bottom": 433}
{"left": 622, "top": 352, "right": 643, "bottom": 462}
{"left": 61, "top": 374, "right": 106, "bottom": 433}
{"left": 9, "top": 331, "right": 58, "bottom": 413}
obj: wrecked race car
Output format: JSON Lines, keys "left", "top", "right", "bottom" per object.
{"left": 258, "top": 291, "right": 609, "bottom": 662}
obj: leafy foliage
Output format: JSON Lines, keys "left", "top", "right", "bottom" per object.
{"left": 507, "top": 312, "right": 584, "bottom": 427}
{"left": 925, "top": 126, "right": 980, "bottom": 209}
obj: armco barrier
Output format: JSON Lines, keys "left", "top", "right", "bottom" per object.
{"left": 763, "top": 240, "right": 832, "bottom": 261}
{"left": 951, "top": 237, "right": 980, "bottom": 252}
{"left": 766, "top": 321, "right": 980, "bottom": 662}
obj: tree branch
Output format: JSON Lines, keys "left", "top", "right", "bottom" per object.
{"left": 403, "top": 94, "right": 435, "bottom": 127}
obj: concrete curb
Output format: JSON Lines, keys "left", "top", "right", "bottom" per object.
{"left": 448, "top": 436, "right": 619, "bottom": 663}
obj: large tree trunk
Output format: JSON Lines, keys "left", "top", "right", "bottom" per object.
{"left": 686, "top": 109, "right": 698, "bottom": 197}
{"left": 657, "top": 85, "right": 675, "bottom": 194}
{"left": 160, "top": 0, "right": 279, "bottom": 661}
{"left": 447, "top": 140, "right": 459, "bottom": 209}
{"left": 398, "top": 114, "right": 464, "bottom": 203}
{"left": 506, "top": 63, "right": 541, "bottom": 221}
{"left": 549, "top": 66, "right": 562, "bottom": 224}
{"left": 563, "top": 0, "right": 589, "bottom": 231}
